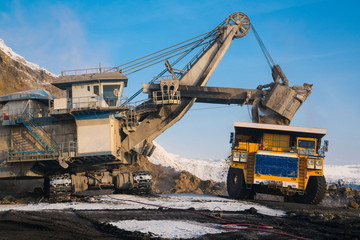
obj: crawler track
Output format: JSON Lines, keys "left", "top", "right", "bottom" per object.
{"left": 45, "top": 174, "right": 72, "bottom": 202}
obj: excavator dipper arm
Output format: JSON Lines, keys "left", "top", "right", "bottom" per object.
{"left": 121, "top": 12, "right": 251, "bottom": 155}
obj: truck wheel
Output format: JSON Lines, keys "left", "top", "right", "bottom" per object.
{"left": 293, "top": 176, "right": 326, "bottom": 205}
{"left": 227, "top": 167, "right": 252, "bottom": 199}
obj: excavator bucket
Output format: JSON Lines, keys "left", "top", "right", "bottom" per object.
{"left": 262, "top": 82, "right": 313, "bottom": 122}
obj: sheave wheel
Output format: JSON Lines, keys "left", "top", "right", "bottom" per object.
{"left": 293, "top": 176, "right": 326, "bottom": 205}
{"left": 227, "top": 167, "right": 252, "bottom": 199}
{"left": 225, "top": 12, "right": 251, "bottom": 38}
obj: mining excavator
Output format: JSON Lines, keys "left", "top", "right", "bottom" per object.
{"left": 0, "top": 12, "right": 313, "bottom": 201}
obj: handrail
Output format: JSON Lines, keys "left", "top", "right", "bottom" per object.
{"left": 233, "top": 139, "right": 319, "bottom": 156}
{"left": 182, "top": 33, "right": 219, "bottom": 73}
{"left": 61, "top": 66, "right": 118, "bottom": 76}
{"left": 152, "top": 90, "right": 181, "bottom": 105}
{"left": 59, "top": 141, "right": 77, "bottom": 156}
{"left": 152, "top": 75, "right": 176, "bottom": 84}
{"left": 21, "top": 111, "right": 59, "bottom": 150}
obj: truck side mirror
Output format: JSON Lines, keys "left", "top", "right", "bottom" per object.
{"left": 229, "top": 132, "right": 234, "bottom": 144}
{"left": 324, "top": 140, "right": 329, "bottom": 152}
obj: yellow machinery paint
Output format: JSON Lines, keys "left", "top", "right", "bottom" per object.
{"left": 227, "top": 122, "right": 328, "bottom": 204}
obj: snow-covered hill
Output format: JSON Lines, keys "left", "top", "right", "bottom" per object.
{"left": 149, "top": 142, "right": 360, "bottom": 187}
{"left": 0, "top": 39, "right": 60, "bottom": 97}
{"left": 0, "top": 39, "right": 57, "bottom": 78}
{"left": 325, "top": 165, "right": 360, "bottom": 187}
{"left": 149, "top": 142, "right": 229, "bottom": 183}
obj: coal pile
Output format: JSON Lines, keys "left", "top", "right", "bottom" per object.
{"left": 323, "top": 182, "right": 360, "bottom": 209}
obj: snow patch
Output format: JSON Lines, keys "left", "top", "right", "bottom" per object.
{"left": 0, "top": 39, "right": 57, "bottom": 78}
{"left": 324, "top": 164, "right": 360, "bottom": 188}
{"left": 0, "top": 193, "right": 285, "bottom": 217}
{"left": 110, "top": 220, "right": 226, "bottom": 239}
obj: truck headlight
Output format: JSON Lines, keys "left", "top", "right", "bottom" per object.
{"left": 240, "top": 152, "right": 247, "bottom": 162}
{"left": 307, "top": 159, "right": 315, "bottom": 169}
{"left": 315, "top": 159, "right": 323, "bottom": 169}
{"left": 232, "top": 152, "right": 240, "bottom": 162}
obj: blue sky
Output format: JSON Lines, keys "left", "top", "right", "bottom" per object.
{"left": 0, "top": 0, "right": 359, "bottom": 164}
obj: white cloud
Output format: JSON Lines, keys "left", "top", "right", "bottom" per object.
{"left": 0, "top": 2, "right": 110, "bottom": 74}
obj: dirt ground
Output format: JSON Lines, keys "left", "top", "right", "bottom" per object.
{"left": 0, "top": 196, "right": 359, "bottom": 240}
{"left": 1, "top": 157, "right": 359, "bottom": 239}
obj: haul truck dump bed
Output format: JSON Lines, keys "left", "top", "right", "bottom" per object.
{"left": 228, "top": 122, "right": 328, "bottom": 204}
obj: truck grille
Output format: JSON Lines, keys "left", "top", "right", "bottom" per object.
{"left": 255, "top": 153, "right": 298, "bottom": 178}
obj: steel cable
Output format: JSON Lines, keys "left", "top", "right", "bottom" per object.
{"left": 127, "top": 30, "right": 219, "bottom": 102}
{"left": 251, "top": 25, "right": 275, "bottom": 70}
{"left": 123, "top": 39, "right": 213, "bottom": 74}
{"left": 105, "top": 30, "right": 215, "bottom": 73}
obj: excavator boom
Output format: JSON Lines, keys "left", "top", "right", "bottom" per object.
{"left": 121, "top": 12, "right": 252, "bottom": 154}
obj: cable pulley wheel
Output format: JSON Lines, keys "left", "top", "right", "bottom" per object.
{"left": 226, "top": 12, "right": 251, "bottom": 38}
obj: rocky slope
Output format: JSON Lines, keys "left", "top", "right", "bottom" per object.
{"left": 0, "top": 39, "right": 62, "bottom": 97}
{"left": 119, "top": 156, "right": 226, "bottom": 195}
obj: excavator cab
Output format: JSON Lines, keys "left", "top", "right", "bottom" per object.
{"left": 51, "top": 71, "right": 127, "bottom": 112}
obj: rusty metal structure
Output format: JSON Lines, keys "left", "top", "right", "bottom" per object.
{"left": 0, "top": 12, "right": 312, "bottom": 200}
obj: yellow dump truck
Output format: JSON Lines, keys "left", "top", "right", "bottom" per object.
{"left": 228, "top": 122, "right": 328, "bottom": 204}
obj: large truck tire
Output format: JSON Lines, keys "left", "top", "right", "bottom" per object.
{"left": 293, "top": 176, "right": 326, "bottom": 205}
{"left": 227, "top": 167, "right": 252, "bottom": 199}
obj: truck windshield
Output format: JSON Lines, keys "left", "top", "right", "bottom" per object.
{"left": 298, "top": 140, "right": 315, "bottom": 149}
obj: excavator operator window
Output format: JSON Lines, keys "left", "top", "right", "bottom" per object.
{"left": 94, "top": 85, "right": 99, "bottom": 96}
{"left": 103, "top": 85, "right": 121, "bottom": 106}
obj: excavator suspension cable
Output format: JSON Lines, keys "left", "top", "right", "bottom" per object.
{"left": 125, "top": 40, "right": 212, "bottom": 75}
{"left": 121, "top": 38, "right": 206, "bottom": 72}
{"left": 125, "top": 17, "right": 231, "bottom": 102}
{"left": 251, "top": 25, "right": 275, "bottom": 70}
{"left": 122, "top": 38, "right": 213, "bottom": 74}
{"left": 127, "top": 29, "right": 220, "bottom": 102}
{"left": 105, "top": 30, "right": 215, "bottom": 73}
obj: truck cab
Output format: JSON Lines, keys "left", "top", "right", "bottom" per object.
{"left": 228, "top": 121, "right": 328, "bottom": 204}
